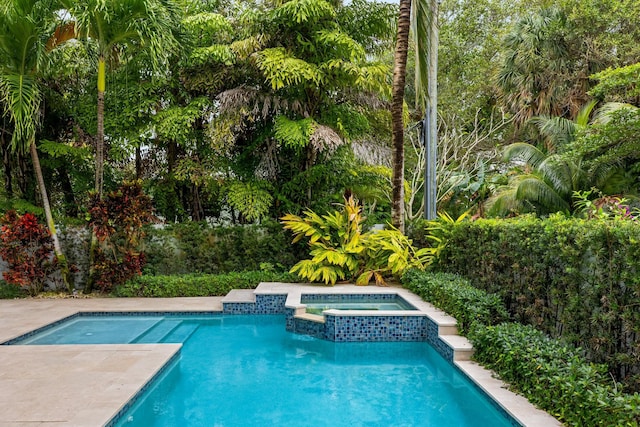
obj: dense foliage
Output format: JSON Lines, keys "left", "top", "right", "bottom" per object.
{"left": 0, "top": 211, "right": 57, "bottom": 295}
{"left": 143, "top": 220, "right": 304, "bottom": 275}
{"left": 431, "top": 216, "right": 640, "bottom": 392}
{"left": 402, "top": 269, "right": 640, "bottom": 426}
{"left": 113, "top": 270, "right": 299, "bottom": 297}
{"left": 470, "top": 323, "right": 640, "bottom": 426}
{"left": 88, "top": 182, "right": 155, "bottom": 291}
{"left": 402, "top": 269, "right": 509, "bottom": 334}
{"left": 282, "top": 196, "right": 433, "bottom": 285}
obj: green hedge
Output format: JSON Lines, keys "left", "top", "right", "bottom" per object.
{"left": 402, "top": 269, "right": 509, "bottom": 333}
{"left": 0, "top": 280, "right": 24, "bottom": 299}
{"left": 142, "top": 220, "right": 305, "bottom": 275}
{"left": 401, "top": 270, "right": 640, "bottom": 426}
{"left": 470, "top": 323, "right": 640, "bottom": 426}
{"left": 430, "top": 216, "right": 640, "bottom": 392}
{"left": 112, "top": 271, "right": 299, "bottom": 298}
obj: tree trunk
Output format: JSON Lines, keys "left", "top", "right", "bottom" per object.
{"left": 58, "top": 167, "right": 78, "bottom": 218}
{"left": 29, "top": 140, "right": 73, "bottom": 291}
{"left": 88, "top": 56, "right": 106, "bottom": 293}
{"left": 135, "top": 146, "right": 142, "bottom": 179}
{"left": 95, "top": 56, "right": 106, "bottom": 198}
{"left": 390, "top": 0, "right": 412, "bottom": 234}
{"left": 1, "top": 132, "right": 12, "bottom": 197}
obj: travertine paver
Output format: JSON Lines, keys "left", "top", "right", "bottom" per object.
{"left": 0, "top": 297, "right": 223, "bottom": 426}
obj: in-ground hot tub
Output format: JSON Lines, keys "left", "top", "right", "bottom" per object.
{"left": 286, "top": 292, "right": 430, "bottom": 342}
{"left": 301, "top": 293, "right": 418, "bottom": 315}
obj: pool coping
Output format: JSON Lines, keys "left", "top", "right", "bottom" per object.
{"left": 0, "top": 289, "right": 561, "bottom": 427}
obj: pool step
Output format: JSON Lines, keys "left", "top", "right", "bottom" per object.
{"left": 222, "top": 289, "right": 256, "bottom": 303}
{"left": 440, "top": 335, "right": 474, "bottom": 361}
{"left": 132, "top": 320, "right": 182, "bottom": 343}
{"left": 163, "top": 323, "right": 199, "bottom": 343}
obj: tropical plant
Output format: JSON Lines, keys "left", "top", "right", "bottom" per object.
{"left": 425, "top": 210, "right": 470, "bottom": 259}
{"left": 357, "top": 227, "right": 433, "bottom": 286}
{"left": 88, "top": 181, "right": 155, "bottom": 292}
{"left": 0, "top": 0, "right": 72, "bottom": 290}
{"left": 281, "top": 196, "right": 432, "bottom": 285}
{"left": 281, "top": 195, "right": 365, "bottom": 285}
{"left": 60, "top": 0, "right": 179, "bottom": 198}
{"left": 204, "top": 0, "right": 394, "bottom": 218}
{"left": 496, "top": 7, "right": 591, "bottom": 127}
{"left": 486, "top": 142, "right": 581, "bottom": 216}
{"left": 0, "top": 210, "right": 58, "bottom": 295}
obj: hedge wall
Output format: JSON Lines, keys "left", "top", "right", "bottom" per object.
{"left": 431, "top": 216, "right": 640, "bottom": 392}
{"left": 402, "top": 270, "right": 640, "bottom": 426}
{"left": 143, "top": 220, "right": 305, "bottom": 275}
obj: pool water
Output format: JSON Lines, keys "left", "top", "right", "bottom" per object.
{"left": 17, "top": 315, "right": 516, "bottom": 427}
{"left": 304, "top": 302, "right": 416, "bottom": 315}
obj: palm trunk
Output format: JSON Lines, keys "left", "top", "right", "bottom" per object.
{"left": 95, "top": 56, "right": 106, "bottom": 197}
{"left": 1, "top": 132, "right": 12, "bottom": 197}
{"left": 390, "top": 0, "right": 412, "bottom": 234}
{"left": 88, "top": 56, "right": 106, "bottom": 293}
{"left": 29, "top": 140, "right": 73, "bottom": 291}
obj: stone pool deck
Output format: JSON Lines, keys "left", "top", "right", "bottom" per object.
{"left": 0, "top": 290, "right": 561, "bottom": 427}
{"left": 0, "top": 297, "right": 222, "bottom": 427}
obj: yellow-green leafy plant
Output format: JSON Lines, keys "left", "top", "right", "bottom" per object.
{"left": 282, "top": 196, "right": 433, "bottom": 285}
{"left": 425, "top": 210, "right": 470, "bottom": 259}
{"left": 281, "top": 195, "right": 364, "bottom": 285}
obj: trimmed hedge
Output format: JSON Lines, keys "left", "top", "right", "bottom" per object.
{"left": 402, "top": 270, "right": 640, "bottom": 426}
{"left": 470, "top": 323, "right": 640, "bottom": 426}
{"left": 112, "top": 271, "right": 299, "bottom": 298}
{"left": 429, "top": 216, "right": 640, "bottom": 392}
{"left": 402, "top": 269, "right": 509, "bottom": 333}
{"left": 142, "top": 220, "right": 305, "bottom": 275}
{"left": 0, "top": 280, "right": 24, "bottom": 299}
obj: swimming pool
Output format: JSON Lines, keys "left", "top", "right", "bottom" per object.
{"left": 13, "top": 314, "right": 517, "bottom": 427}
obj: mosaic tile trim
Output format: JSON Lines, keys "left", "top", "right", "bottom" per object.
{"left": 300, "top": 294, "right": 403, "bottom": 303}
{"left": 290, "top": 317, "right": 326, "bottom": 340}
{"left": 104, "top": 350, "right": 182, "bottom": 427}
{"left": 329, "top": 315, "right": 428, "bottom": 342}
{"left": 222, "top": 294, "right": 287, "bottom": 314}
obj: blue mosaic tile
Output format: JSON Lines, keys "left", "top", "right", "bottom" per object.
{"left": 301, "top": 294, "right": 402, "bottom": 303}
{"left": 223, "top": 295, "right": 287, "bottom": 314}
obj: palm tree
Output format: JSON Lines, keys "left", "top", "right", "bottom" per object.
{"left": 487, "top": 142, "right": 581, "bottom": 216}
{"left": 391, "top": 0, "right": 436, "bottom": 232}
{"left": 61, "top": 0, "right": 179, "bottom": 198}
{"left": 0, "top": 0, "right": 73, "bottom": 289}
{"left": 487, "top": 100, "right": 640, "bottom": 217}
{"left": 497, "top": 7, "right": 588, "bottom": 128}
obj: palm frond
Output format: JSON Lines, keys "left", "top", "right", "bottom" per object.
{"left": 593, "top": 102, "right": 639, "bottom": 125}
{"left": 515, "top": 176, "right": 571, "bottom": 213}
{"left": 503, "top": 142, "right": 547, "bottom": 169}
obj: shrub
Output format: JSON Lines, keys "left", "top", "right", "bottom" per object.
{"left": 142, "top": 220, "right": 303, "bottom": 275}
{"left": 469, "top": 323, "right": 640, "bottom": 426}
{"left": 89, "top": 182, "right": 154, "bottom": 292}
{"left": 112, "top": 270, "right": 299, "bottom": 297}
{"left": 0, "top": 211, "right": 57, "bottom": 296}
{"left": 0, "top": 280, "right": 25, "bottom": 299}
{"left": 282, "top": 196, "right": 433, "bottom": 285}
{"left": 428, "top": 215, "right": 640, "bottom": 391}
{"left": 402, "top": 269, "right": 509, "bottom": 333}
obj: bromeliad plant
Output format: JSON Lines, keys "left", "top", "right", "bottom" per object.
{"left": 281, "top": 196, "right": 433, "bottom": 285}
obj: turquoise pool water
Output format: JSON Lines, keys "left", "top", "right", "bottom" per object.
{"left": 17, "top": 315, "right": 516, "bottom": 427}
